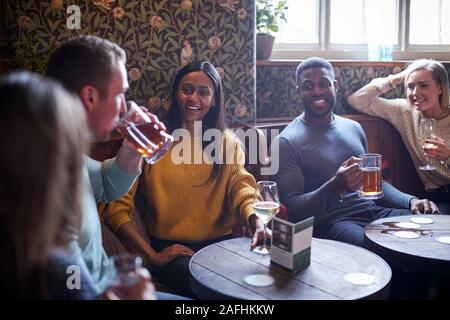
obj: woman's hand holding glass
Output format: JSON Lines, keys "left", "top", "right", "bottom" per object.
{"left": 249, "top": 214, "right": 272, "bottom": 251}
{"left": 418, "top": 118, "right": 438, "bottom": 171}
{"left": 251, "top": 181, "right": 280, "bottom": 255}
{"left": 421, "top": 136, "right": 450, "bottom": 164}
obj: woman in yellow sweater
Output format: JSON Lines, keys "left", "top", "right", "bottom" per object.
{"left": 102, "top": 61, "right": 266, "bottom": 296}
{"left": 347, "top": 59, "right": 450, "bottom": 213}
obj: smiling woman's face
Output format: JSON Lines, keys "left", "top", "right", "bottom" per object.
{"left": 177, "top": 71, "right": 215, "bottom": 125}
{"left": 406, "top": 68, "right": 442, "bottom": 113}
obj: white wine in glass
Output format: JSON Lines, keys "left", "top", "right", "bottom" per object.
{"left": 418, "top": 118, "right": 437, "bottom": 171}
{"left": 251, "top": 181, "right": 280, "bottom": 255}
{"left": 243, "top": 181, "right": 280, "bottom": 288}
{"left": 253, "top": 201, "right": 279, "bottom": 224}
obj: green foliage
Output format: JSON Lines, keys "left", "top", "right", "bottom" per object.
{"left": 9, "top": 0, "right": 256, "bottom": 126}
{"left": 12, "top": 32, "right": 49, "bottom": 73}
{"left": 256, "top": 0, "right": 288, "bottom": 35}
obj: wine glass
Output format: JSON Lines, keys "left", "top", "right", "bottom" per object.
{"left": 251, "top": 181, "right": 280, "bottom": 255}
{"left": 243, "top": 181, "right": 280, "bottom": 288}
{"left": 418, "top": 118, "right": 437, "bottom": 171}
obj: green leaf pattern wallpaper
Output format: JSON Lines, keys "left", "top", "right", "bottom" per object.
{"left": 8, "top": 0, "right": 255, "bottom": 126}
{"left": 256, "top": 65, "right": 407, "bottom": 118}
{"left": 257, "top": 63, "right": 450, "bottom": 119}
{"left": 7, "top": 1, "right": 450, "bottom": 122}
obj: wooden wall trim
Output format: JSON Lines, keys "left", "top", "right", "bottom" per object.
{"left": 256, "top": 60, "right": 450, "bottom": 67}
{"left": 0, "top": 0, "right": 9, "bottom": 74}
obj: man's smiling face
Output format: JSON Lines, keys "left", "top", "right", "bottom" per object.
{"left": 297, "top": 67, "right": 338, "bottom": 119}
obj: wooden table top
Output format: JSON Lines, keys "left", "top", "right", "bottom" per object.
{"left": 189, "top": 237, "right": 391, "bottom": 300}
{"left": 364, "top": 214, "right": 450, "bottom": 273}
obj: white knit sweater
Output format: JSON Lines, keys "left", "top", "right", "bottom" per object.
{"left": 347, "top": 77, "right": 450, "bottom": 190}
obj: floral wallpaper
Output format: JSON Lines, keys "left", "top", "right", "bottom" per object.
{"left": 8, "top": 0, "right": 256, "bottom": 126}
{"left": 257, "top": 62, "right": 450, "bottom": 119}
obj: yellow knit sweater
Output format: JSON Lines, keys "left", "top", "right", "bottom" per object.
{"left": 102, "top": 131, "right": 258, "bottom": 242}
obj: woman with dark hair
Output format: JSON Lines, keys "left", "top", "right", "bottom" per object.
{"left": 348, "top": 59, "right": 450, "bottom": 213}
{"left": 102, "top": 61, "right": 266, "bottom": 297}
{"left": 0, "top": 71, "right": 94, "bottom": 299}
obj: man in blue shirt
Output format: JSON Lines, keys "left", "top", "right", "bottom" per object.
{"left": 45, "top": 35, "right": 175, "bottom": 298}
{"left": 274, "top": 57, "right": 439, "bottom": 247}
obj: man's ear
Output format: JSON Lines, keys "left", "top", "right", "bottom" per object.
{"left": 79, "top": 85, "right": 99, "bottom": 112}
{"left": 333, "top": 79, "right": 339, "bottom": 91}
{"left": 296, "top": 84, "right": 302, "bottom": 97}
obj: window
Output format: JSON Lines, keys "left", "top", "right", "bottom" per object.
{"left": 277, "top": 0, "right": 318, "bottom": 44}
{"left": 273, "top": 0, "right": 450, "bottom": 60}
{"left": 330, "top": 0, "right": 397, "bottom": 45}
{"left": 409, "top": 0, "right": 450, "bottom": 45}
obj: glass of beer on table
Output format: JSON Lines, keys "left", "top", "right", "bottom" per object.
{"left": 359, "top": 153, "right": 383, "bottom": 199}
{"left": 117, "top": 101, "right": 174, "bottom": 164}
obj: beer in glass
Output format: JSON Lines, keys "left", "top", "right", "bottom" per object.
{"left": 359, "top": 153, "right": 383, "bottom": 199}
{"left": 117, "top": 101, "right": 173, "bottom": 164}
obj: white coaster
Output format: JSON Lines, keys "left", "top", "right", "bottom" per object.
{"left": 395, "top": 222, "right": 420, "bottom": 229}
{"left": 436, "top": 236, "right": 450, "bottom": 244}
{"left": 243, "top": 274, "right": 274, "bottom": 287}
{"left": 344, "top": 273, "right": 375, "bottom": 286}
{"left": 391, "top": 231, "right": 420, "bottom": 239}
{"left": 410, "top": 217, "right": 434, "bottom": 224}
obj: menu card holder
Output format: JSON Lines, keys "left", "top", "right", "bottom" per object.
{"left": 270, "top": 216, "right": 314, "bottom": 273}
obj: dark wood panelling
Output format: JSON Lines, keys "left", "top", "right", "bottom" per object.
{"left": 0, "top": 1, "right": 8, "bottom": 74}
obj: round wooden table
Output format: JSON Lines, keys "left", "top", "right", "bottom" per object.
{"left": 364, "top": 214, "right": 450, "bottom": 274}
{"left": 189, "top": 237, "right": 391, "bottom": 300}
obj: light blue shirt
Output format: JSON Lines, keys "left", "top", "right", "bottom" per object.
{"left": 66, "top": 157, "right": 139, "bottom": 295}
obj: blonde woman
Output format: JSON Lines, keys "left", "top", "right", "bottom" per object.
{"left": 347, "top": 59, "right": 450, "bottom": 213}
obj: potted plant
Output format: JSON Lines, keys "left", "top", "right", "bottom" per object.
{"left": 256, "top": 0, "right": 288, "bottom": 60}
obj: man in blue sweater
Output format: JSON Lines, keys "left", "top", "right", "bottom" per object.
{"left": 274, "top": 57, "right": 439, "bottom": 247}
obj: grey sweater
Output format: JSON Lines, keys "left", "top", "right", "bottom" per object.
{"left": 273, "top": 113, "right": 413, "bottom": 224}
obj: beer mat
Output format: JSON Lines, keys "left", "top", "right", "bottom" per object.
{"left": 243, "top": 274, "right": 274, "bottom": 287}
{"left": 391, "top": 231, "right": 420, "bottom": 239}
{"left": 436, "top": 236, "right": 450, "bottom": 244}
{"left": 394, "top": 222, "right": 420, "bottom": 229}
{"left": 410, "top": 217, "right": 434, "bottom": 224}
{"left": 344, "top": 273, "right": 375, "bottom": 286}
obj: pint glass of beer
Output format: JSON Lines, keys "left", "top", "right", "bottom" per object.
{"left": 117, "top": 101, "right": 173, "bottom": 164}
{"left": 359, "top": 153, "right": 383, "bottom": 199}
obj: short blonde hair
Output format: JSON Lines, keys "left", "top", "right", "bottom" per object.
{"left": 404, "top": 59, "right": 449, "bottom": 111}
